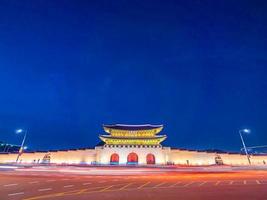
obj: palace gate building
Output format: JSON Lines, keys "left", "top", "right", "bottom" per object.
{"left": 96, "top": 124, "right": 168, "bottom": 165}
{"left": 0, "top": 124, "right": 267, "bottom": 166}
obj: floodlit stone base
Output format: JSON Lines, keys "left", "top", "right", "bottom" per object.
{"left": 95, "top": 145, "right": 170, "bottom": 165}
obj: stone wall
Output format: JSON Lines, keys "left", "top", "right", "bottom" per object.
{"left": 0, "top": 149, "right": 96, "bottom": 164}
{"left": 169, "top": 149, "right": 267, "bottom": 166}
{"left": 0, "top": 147, "right": 266, "bottom": 166}
{"left": 95, "top": 145, "right": 170, "bottom": 165}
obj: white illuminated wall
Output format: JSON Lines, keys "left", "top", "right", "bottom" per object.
{"left": 0, "top": 147, "right": 267, "bottom": 166}
{"left": 169, "top": 149, "right": 267, "bottom": 166}
{"left": 0, "top": 149, "right": 96, "bottom": 165}
{"left": 95, "top": 146, "right": 170, "bottom": 165}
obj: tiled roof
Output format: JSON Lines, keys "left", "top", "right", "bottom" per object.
{"left": 103, "top": 124, "right": 163, "bottom": 130}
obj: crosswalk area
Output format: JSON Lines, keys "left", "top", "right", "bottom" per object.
{"left": 1, "top": 179, "right": 267, "bottom": 190}
{"left": 1, "top": 178, "right": 267, "bottom": 199}
{"left": 126, "top": 180, "right": 267, "bottom": 189}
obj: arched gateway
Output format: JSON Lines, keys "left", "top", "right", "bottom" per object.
{"left": 110, "top": 153, "right": 119, "bottom": 164}
{"left": 127, "top": 152, "right": 138, "bottom": 164}
{"left": 146, "top": 153, "right": 155, "bottom": 164}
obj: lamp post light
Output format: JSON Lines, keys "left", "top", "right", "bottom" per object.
{"left": 15, "top": 129, "right": 28, "bottom": 163}
{"left": 239, "top": 129, "right": 251, "bottom": 165}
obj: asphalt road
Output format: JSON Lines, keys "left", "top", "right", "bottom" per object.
{"left": 1, "top": 166, "right": 267, "bottom": 200}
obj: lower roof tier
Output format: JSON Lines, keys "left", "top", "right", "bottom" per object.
{"left": 99, "top": 135, "right": 166, "bottom": 145}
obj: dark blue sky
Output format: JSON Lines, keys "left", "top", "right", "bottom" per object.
{"left": 0, "top": 0, "right": 267, "bottom": 151}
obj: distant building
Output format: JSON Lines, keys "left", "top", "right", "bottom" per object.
{"left": 0, "top": 141, "right": 20, "bottom": 153}
{"left": 0, "top": 124, "right": 267, "bottom": 166}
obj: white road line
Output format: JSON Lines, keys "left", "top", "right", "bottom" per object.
{"left": 101, "top": 185, "right": 113, "bottom": 191}
{"left": 138, "top": 182, "right": 151, "bottom": 189}
{"left": 154, "top": 182, "right": 166, "bottom": 188}
{"left": 8, "top": 192, "right": 24, "bottom": 196}
{"left": 198, "top": 181, "right": 207, "bottom": 186}
{"left": 64, "top": 185, "right": 74, "bottom": 188}
{"left": 119, "top": 183, "right": 132, "bottom": 190}
{"left": 256, "top": 180, "right": 261, "bottom": 185}
{"left": 4, "top": 183, "right": 18, "bottom": 187}
{"left": 29, "top": 181, "right": 39, "bottom": 184}
{"left": 170, "top": 181, "right": 181, "bottom": 187}
{"left": 183, "top": 182, "right": 194, "bottom": 187}
{"left": 83, "top": 182, "right": 91, "bottom": 185}
{"left": 38, "top": 188, "right": 52, "bottom": 192}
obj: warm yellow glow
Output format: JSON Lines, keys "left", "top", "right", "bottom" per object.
{"left": 99, "top": 136, "right": 166, "bottom": 145}
{"left": 104, "top": 127, "right": 163, "bottom": 137}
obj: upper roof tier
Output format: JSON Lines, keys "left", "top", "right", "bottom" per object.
{"left": 101, "top": 124, "right": 166, "bottom": 145}
{"left": 103, "top": 124, "right": 163, "bottom": 131}
{"left": 103, "top": 124, "right": 164, "bottom": 136}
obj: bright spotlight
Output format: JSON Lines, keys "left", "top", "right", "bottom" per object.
{"left": 15, "top": 129, "right": 23, "bottom": 134}
{"left": 243, "top": 129, "right": 251, "bottom": 133}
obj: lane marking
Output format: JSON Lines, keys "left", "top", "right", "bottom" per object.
{"left": 256, "top": 180, "right": 261, "bottom": 185}
{"left": 229, "top": 181, "right": 233, "bottom": 185}
{"left": 138, "top": 182, "right": 151, "bottom": 189}
{"left": 100, "top": 185, "right": 113, "bottom": 191}
{"left": 119, "top": 183, "right": 132, "bottom": 190}
{"left": 29, "top": 181, "right": 39, "bottom": 184}
{"left": 198, "top": 181, "right": 206, "bottom": 186}
{"left": 64, "top": 185, "right": 74, "bottom": 188}
{"left": 215, "top": 181, "right": 220, "bottom": 186}
{"left": 4, "top": 183, "right": 18, "bottom": 187}
{"left": 82, "top": 182, "right": 91, "bottom": 185}
{"left": 170, "top": 181, "right": 181, "bottom": 187}
{"left": 62, "top": 178, "right": 70, "bottom": 181}
{"left": 23, "top": 183, "right": 126, "bottom": 200}
{"left": 38, "top": 188, "right": 52, "bottom": 192}
{"left": 8, "top": 192, "right": 24, "bottom": 196}
{"left": 244, "top": 180, "right": 247, "bottom": 185}
{"left": 154, "top": 182, "right": 166, "bottom": 188}
{"left": 183, "top": 182, "right": 194, "bottom": 187}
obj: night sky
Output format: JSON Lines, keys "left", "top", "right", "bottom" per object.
{"left": 0, "top": 0, "right": 267, "bottom": 151}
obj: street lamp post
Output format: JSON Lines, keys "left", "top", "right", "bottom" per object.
{"left": 239, "top": 129, "right": 251, "bottom": 165}
{"left": 15, "top": 129, "right": 28, "bottom": 163}
{"left": 3, "top": 144, "right": 7, "bottom": 152}
{"left": 6, "top": 145, "right": 11, "bottom": 153}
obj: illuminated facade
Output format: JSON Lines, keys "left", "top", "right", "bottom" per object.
{"left": 99, "top": 124, "right": 166, "bottom": 146}
{"left": 97, "top": 124, "right": 168, "bottom": 165}
{"left": 0, "top": 124, "right": 267, "bottom": 166}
